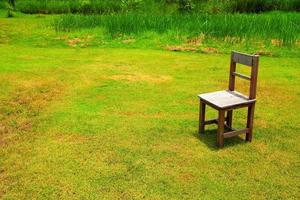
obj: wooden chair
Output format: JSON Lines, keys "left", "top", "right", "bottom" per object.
{"left": 198, "top": 51, "right": 259, "bottom": 147}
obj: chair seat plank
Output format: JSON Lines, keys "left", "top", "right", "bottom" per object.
{"left": 198, "top": 51, "right": 259, "bottom": 147}
{"left": 198, "top": 90, "right": 255, "bottom": 109}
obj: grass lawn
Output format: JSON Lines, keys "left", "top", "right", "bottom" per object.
{"left": 1, "top": 11, "right": 300, "bottom": 199}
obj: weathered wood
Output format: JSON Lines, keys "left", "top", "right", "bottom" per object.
{"left": 249, "top": 56, "right": 259, "bottom": 99}
{"left": 224, "top": 123, "right": 235, "bottom": 131}
{"left": 232, "top": 72, "right": 251, "bottom": 80}
{"left": 199, "top": 101, "right": 206, "bottom": 134}
{"left": 199, "top": 90, "right": 255, "bottom": 109}
{"left": 232, "top": 51, "right": 253, "bottom": 66}
{"left": 226, "top": 110, "right": 233, "bottom": 129}
{"left": 198, "top": 51, "right": 259, "bottom": 147}
{"left": 246, "top": 104, "right": 255, "bottom": 142}
{"left": 229, "top": 53, "right": 236, "bottom": 91}
{"left": 224, "top": 128, "right": 249, "bottom": 138}
{"left": 217, "top": 110, "right": 225, "bottom": 147}
{"left": 204, "top": 119, "right": 218, "bottom": 125}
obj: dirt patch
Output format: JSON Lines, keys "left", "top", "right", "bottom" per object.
{"left": 255, "top": 50, "right": 273, "bottom": 56}
{"left": 166, "top": 45, "right": 197, "bottom": 52}
{"left": 201, "top": 47, "right": 219, "bottom": 54}
{"left": 271, "top": 39, "right": 282, "bottom": 46}
{"left": 167, "top": 34, "right": 207, "bottom": 52}
{"left": 109, "top": 73, "right": 172, "bottom": 84}
{"left": 67, "top": 36, "right": 93, "bottom": 47}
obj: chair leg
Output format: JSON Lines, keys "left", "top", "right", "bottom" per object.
{"left": 217, "top": 110, "right": 225, "bottom": 147}
{"left": 226, "top": 110, "right": 233, "bottom": 129}
{"left": 246, "top": 104, "right": 255, "bottom": 142}
{"left": 199, "top": 101, "right": 206, "bottom": 134}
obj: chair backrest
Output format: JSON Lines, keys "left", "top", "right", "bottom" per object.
{"left": 229, "top": 51, "right": 259, "bottom": 100}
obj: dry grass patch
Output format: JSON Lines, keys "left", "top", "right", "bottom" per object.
{"left": 271, "top": 39, "right": 282, "bottom": 46}
{"left": 122, "top": 39, "right": 136, "bottom": 44}
{"left": 67, "top": 36, "right": 93, "bottom": 47}
{"left": 166, "top": 45, "right": 197, "bottom": 52}
{"left": 109, "top": 73, "right": 172, "bottom": 84}
{"left": 255, "top": 50, "right": 273, "bottom": 56}
{"left": 0, "top": 77, "right": 64, "bottom": 142}
{"left": 187, "top": 34, "right": 205, "bottom": 46}
{"left": 201, "top": 47, "right": 219, "bottom": 54}
{"left": 111, "top": 111, "right": 164, "bottom": 119}
{"left": 54, "top": 133, "right": 94, "bottom": 144}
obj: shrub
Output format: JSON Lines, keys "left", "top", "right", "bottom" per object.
{"left": 179, "top": 0, "right": 194, "bottom": 12}
{"left": 228, "top": 0, "right": 300, "bottom": 13}
{"left": 7, "top": 9, "right": 14, "bottom": 17}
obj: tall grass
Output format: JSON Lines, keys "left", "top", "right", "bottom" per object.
{"left": 0, "top": 0, "right": 6, "bottom": 9}
{"left": 6, "top": 0, "right": 143, "bottom": 14}
{"left": 54, "top": 12, "right": 300, "bottom": 45}
{"left": 2, "top": 0, "right": 299, "bottom": 14}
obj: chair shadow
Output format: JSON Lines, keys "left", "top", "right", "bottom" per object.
{"left": 192, "top": 128, "right": 246, "bottom": 151}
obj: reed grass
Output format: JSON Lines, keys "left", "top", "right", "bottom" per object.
{"left": 2, "top": 0, "right": 299, "bottom": 14}
{"left": 5, "top": 0, "right": 137, "bottom": 14}
{"left": 54, "top": 12, "right": 300, "bottom": 45}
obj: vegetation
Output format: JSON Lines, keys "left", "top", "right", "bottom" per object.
{"left": 228, "top": 0, "right": 300, "bottom": 13}
{"left": 1, "top": 0, "right": 299, "bottom": 14}
{"left": 0, "top": 0, "right": 300, "bottom": 198}
{"left": 54, "top": 12, "right": 300, "bottom": 46}
{"left": 1, "top": 14, "right": 300, "bottom": 199}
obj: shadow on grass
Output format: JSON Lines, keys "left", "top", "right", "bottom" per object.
{"left": 193, "top": 129, "right": 246, "bottom": 151}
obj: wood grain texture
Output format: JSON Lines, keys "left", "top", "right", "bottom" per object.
{"left": 233, "top": 72, "right": 251, "bottom": 80}
{"left": 198, "top": 51, "right": 259, "bottom": 147}
{"left": 199, "top": 90, "right": 255, "bottom": 109}
{"left": 232, "top": 51, "right": 253, "bottom": 66}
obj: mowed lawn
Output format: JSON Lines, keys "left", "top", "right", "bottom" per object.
{"left": 1, "top": 16, "right": 300, "bottom": 200}
{"left": 1, "top": 45, "right": 299, "bottom": 199}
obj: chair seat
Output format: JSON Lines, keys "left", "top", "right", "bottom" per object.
{"left": 198, "top": 90, "right": 255, "bottom": 109}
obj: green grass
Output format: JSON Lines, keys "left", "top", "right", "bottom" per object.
{"left": 1, "top": 10, "right": 300, "bottom": 199}
{"left": 1, "top": 0, "right": 153, "bottom": 14}
{"left": 13, "top": 0, "right": 125, "bottom": 14}
{"left": 1, "top": 0, "right": 299, "bottom": 14}
{"left": 54, "top": 12, "right": 300, "bottom": 46}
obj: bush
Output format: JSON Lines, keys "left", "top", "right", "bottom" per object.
{"left": 7, "top": 9, "right": 14, "bottom": 17}
{"left": 178, "top": 0, "right": 194, "bottom": 12}
{"left": 228, "top": 0, "right": 300, "bottom": 13}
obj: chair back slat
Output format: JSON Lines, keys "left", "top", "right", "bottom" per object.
{"left": 229, "top": 51, "right": 259, "bottom": 100}
{"left": 232, "top": 51, "right": 253, "bottom": 66}
{"left": 232, "top": 72, "right": 251, "bottom": 80}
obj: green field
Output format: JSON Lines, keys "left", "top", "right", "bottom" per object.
{"left": 1, "top": 0, "right": 300, "bottom": 14}
{"left": 1, "top": 3, "right": 300, "bottom": 200}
